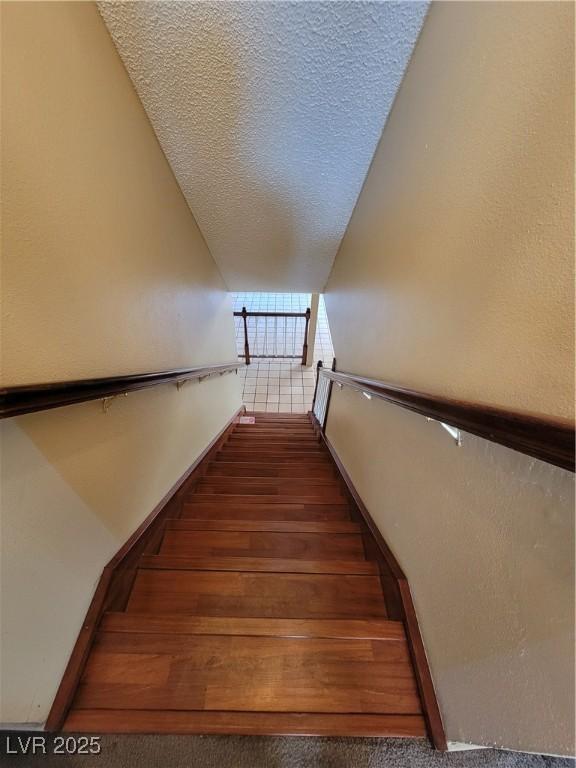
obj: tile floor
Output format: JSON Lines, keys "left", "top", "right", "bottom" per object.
{"left": 232, "top": 293, "right": 335, "bottom": 413}
{"left": 238, "top": 359, "right": 317, "bottom": 413}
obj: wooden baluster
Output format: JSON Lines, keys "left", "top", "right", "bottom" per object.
{"left": 241, "top": 307, "right": 251, "bottom": 365}
{"left": 301, "top": 308, "right": 311, "bottom": 366}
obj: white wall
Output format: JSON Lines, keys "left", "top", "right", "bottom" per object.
{"left": 324, "top": 0, "right": 574, "bottom": 756}
{"left": 326, "top": 392, "right": 574, "bottom": 755}
{"left": 0, "top": 2, "right": 241, "bottom": 724}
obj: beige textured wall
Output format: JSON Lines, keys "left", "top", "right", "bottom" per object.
{"left": 324, "top": 1, "right": 575, "bottom": 756}
{"left": 327, "top": 1, "right": 574, "bottom": 419}
{"left": 0, "top": 2, "right": 241, "bottom": 724}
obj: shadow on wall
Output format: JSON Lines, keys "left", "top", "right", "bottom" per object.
{"left": 12, "top": 376, "right": 239, "bottom": 540}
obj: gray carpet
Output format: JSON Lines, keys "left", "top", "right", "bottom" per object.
{"left": 0, "top": 735, "right": 573, "bottom": 767}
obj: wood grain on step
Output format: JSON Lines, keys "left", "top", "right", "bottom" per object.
{"left": 233, "top": 430, "right": 315, "bottom": 436}
{"left": 206, "top": 463, "right": 336, "bottom": 478}
{"left": 194, "top": 484, "right": 345, "bottom": 501}
{"left": 101, "top": 613, "right": 405, "bottom": 639}
{"left": 59, "top": 411, "right": 430, "bottom": 742}
{"left": 75, "top": 633, "right": 420, "bottom": 714}
{"left": 126, "top": 570, "right": 386, "bottom": 619}
{"left": 165, "top": 520, "right": 361, "bottom": 534}
{"left": 63, "top": 709, "right": 427, "bottom": 737}
{"left": 137, "top": 555, "right": 378, "bottom": 575}
{"left": 188, "top": 494, "right": 346, "bottom": 505}
{"left": 181, "top": 503, "right": 351, "bottom": 521}
{"left": 198, "top": 476, "right": 341, "bottom": 488}
{"left": 159, "top": 530, "right": 365, "bottom": 560}
{"left": 220, "top": 447, "right": 324, "bottom": 456}
{"left": 214, "top": 454, "right": 332, "bottom": 465}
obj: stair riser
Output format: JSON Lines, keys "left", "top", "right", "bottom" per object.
{"left": 135, "top": 557, "right": 377, "bottom": 575}
{"left": 194, "top": 490, "right": 345, "bottom": 501}
{"left": 197, "top": 481, "right": 343, "bottom": 493}
{"left": 101, "top": 612, "right": 401, "bottom": 638}
{"left": 220, "top": 446, "right": 325, "bottom": 461}
{"left": 227, "top": 441, "right": 320, "bottom": 447}
{"left": 234, "top": 427, "right": 314, "bottom": 433}
{"left": 201, "top": 475, "right": 339, "bottom": 485}
{"left": 214, "top": 455, "right": 332, "bottom": 465}
{"left": 188, "top": 494, "right": 346, "bottom": 504}
{"left": 205, "top": 469, "right": 339, "bottom": 485}
{"left": 207, "top": 466, "right": 336, "bottom": 478}
{"left": 230, "top": 433, "right": 318, "bottom": 438}
{"left": 181, "top": 506, "right": 350, "bottom": 522}
{"left": 64, "top": 711, "right": 427, "bottom": 737}
{"left": 224, "top": 443, "right": 323, "bottom": 450}
{"left": 166, "top": 520, "right": 361, "bottom": 534}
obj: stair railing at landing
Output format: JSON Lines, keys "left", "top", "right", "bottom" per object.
{"left": 234, "top": 306, "right": 311, "bottom": 365}
{"left": 311, "top": 359, "right": 574, "bottom": 472}
{"left": 0, "top": 362, "right": 244, "bottom": 418}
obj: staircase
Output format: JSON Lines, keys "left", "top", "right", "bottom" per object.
{"left": 63, "top": 413, "right": 426, "bottom": 737}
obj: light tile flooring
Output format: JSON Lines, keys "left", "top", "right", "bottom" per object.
{"left": 238, "top": 359, "right": 317, "bottom": 414}
{"left": 232, "top": 293, "right": 334, "bottom": 413}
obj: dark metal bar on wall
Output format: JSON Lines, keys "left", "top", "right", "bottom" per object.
{"left": 320, "top": 368, "right": 574, "bottom": 472}
{"left": 311, "top": 360, "right": 322, "bottom": 412}
{"left": 322, "top": 358, "right": 337, "bottom": 433}
{"left": 0, "top": 362, "right": 244, "bottom": 419}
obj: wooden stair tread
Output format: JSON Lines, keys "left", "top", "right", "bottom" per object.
{"left": 233, "top": 428, "right": 315, "bottom": 434}
{"left": 195, "top": 486, "right": 345, "bottom": 499}
{"left": 126, "top": 570, "right": 387, "bottom": 618}
{"left": 222, "top": 443, "right": 322, "bottom": 449}
{"left": 181, "top": 504, "right": 351, "bottom": 521}
{"left": 214, "top": 454, "right": 331, "bottom": 463}
{"left": 62, "top": 410, "right": 429, "bottom": 742}
{"left": 198, "top": 476, "right": 341, "bottom": 486}
{"left": 218, "top": 454, "right": 327, "bottom": 462}
{"left": 231, "top": 435, "right": 315, "bottom": 440}
{"left": 220, "top": 448, "right": 324, "bottom": 455}
{"left": 229, "top": 432, "right": 318, "bottom": 437}
{"left": 138, "top": 555, "right": 378, "bottom": 574}
{"left": 72, "top": 632, "right": 420, "bottom": 714}
{"left": 194, "top": 484, "right": 344, "bottom": 498}
{"left": 236, "top": 427, "right": 314, "bottom": 432}
{"left": 63, "top": 710, "right": 427, "bottom": 737}
{"left": 227, "top": 439, "right": 320, "bottom": 446}
{"left": 188, "top": 494, "right": 347, "bottom": 505}
{"left": 241, "top": 414, "right": 311, "bottom": 419}
{"left": 159, "top": 529, "right": 365, "bottom": 560}
{"left": 213, "top": 459, "right": 333, "bottom": 468}
{"left": 165, "top": 519, "right": 361, "bottom": 534}
{"left": 183, "top": 502, "right": 350, "bottom": 511}
{"left": 207, "top": 464, "right": 336, "bottom": 477}
{"left": 101, "top": 613, "right": 404, "bottom": 639}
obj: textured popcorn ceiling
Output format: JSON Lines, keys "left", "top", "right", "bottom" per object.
{"left": 98, "top": 1, "right": 428, "bottom": 291}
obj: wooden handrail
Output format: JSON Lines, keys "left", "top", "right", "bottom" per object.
{"left": 233, "top": 311, "right": 310, "bottom": 318}
{"left": 0, "top": 362, "right": 243, "bottom": 419}
{"left": 318, "top": 367, "right": 575, "bottom": 472}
